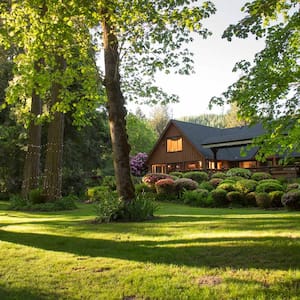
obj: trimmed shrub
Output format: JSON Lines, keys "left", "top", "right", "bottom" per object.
{"left": 142, "top": 173, "right": 172, "bottom": 189}
{"left": 227, "top": 191, "right": 245, "bottom": 207}
{"left": 210, "top": 188, "right": 228, "bottom": 207}
{"left": 209, "top": 178, "right": 223, "bottom": 188}
{"left": 255, "top": 192, "right": 271, "bottom": 208}
{"left": 251, "top": 172, "right": 272, "bottom": 181}
{"left": 210, "top": 172, "right": 227, "bottom": 179}
{"left": 256, "top": 182, "right": 284, "bottom": 193}
{"left": 269, "top": 191, "right": 284, "bottom": 208}
{"left": 281, "top": 190, "right": 300, "bottom": 210}
{"left": 155, "top": 178, "right": 175, "bottom": 195}
{"left": 245, "top": 192, "right": 257, "bottom": 207}
{"left": 259, "top": 179, "right": 281, "bottom": 185}
{"left": 226, "top": 168, "right": 251, "bottom": 178}
{"left": 226, "top": 176, "right": 245, "bottom": 182}
{"left": 174, "top": 178, "right": 198, "bottom": 199}
{"left": 183, "top": 189, "right": 210, "bottom": 207}
{"left": 169, "top": 171, "right": 183, "bottom": 178}
{"left": 183, "top": 171, "right": 209, "bottom": 183}
{"left": 218, "top": 182, "right": 236, "bottom": 192}
{"left": 235, "top": 179, "right": 258, "bottom": 194}
{"left": 287, "top": 183, "right": 299, "bottom": 191}
{"left": 199, "top": 181, "right": 214, "bottom": 191}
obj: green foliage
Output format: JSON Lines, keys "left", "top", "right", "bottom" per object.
{"left": 235, "top": 179, "right": 258, "bottom": 194}
{"left": 226, "top": 191, "right": 245, "bottom": 207}
{"left": 209, "top": 178, "right": 223, "bottom": 187}
{"left": 210, "top": 172, "right": 227, "bottom": 179}
{"left": 256, "top": 182, "right": 284, "bottom": 193}
{"left": 255, "top": 192, "right": 271, "bottom": 209}
{"left": 218, "top": 182, "right": 236, "bottom": 192}
{"left": 183, "top": 171, "right": 209, "bottom": 183}
{"left": 211, "top": 0, "right": 300, "bottom": 159}
{"left": 287, "top": 183, "right": 300, "bottom": 191}
{"left": 102, "top": 176, "right": 117, "bottom": 191}
{"left": 9, "top": 194, "right": 77, "bottom": 211}
{"left": 245, "top": 192, "right": 257, "bottom": 207}
{"left": 259, "top": 179, "right": 281, "bottom": 185}
{"left": 180, "top": 113, "right": 226, "bottom": 128}
{"left": 281, "top": 190, "right": 300, "bottom": 210}
{"left": 183, "top": 189, "right": 211, "bottom": 207}
{"left": 28, "top": 188, "right": 46, "bottom": 204}
{"left": 169, "top": 171, "right": 183, "bottom": 178}
{"left": 142, "top": 173, "right": 172, "bottom": 189}
{"left": 87, "top": 186, "right": 112, "bottom": 202}
{"left": 174, "top": 178, "right": 198, "bottom": 195}
{"left": 251, "top": 172, "right": 272, "bottom": 181}
{"left": 135, "top": 183, "right": 153, "bottom": 194}
{"left": 269, "top": 191, "right": 284, "bottom": 208}
{"left": 210, "top": 188, "right": 228, "bottom": 207}
{"left": 199, "top": 181, "right": 214, "bottom": 191}
{"left": 226, "top": 168, "right": 251, "bottom": 178}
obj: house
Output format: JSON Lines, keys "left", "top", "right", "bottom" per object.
{"left": 147, "top": 119, "right": 299, "bottom": 174}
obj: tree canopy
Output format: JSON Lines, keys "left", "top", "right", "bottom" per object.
{"left": 210, "top": 0, "right": 300, "bottom": 161}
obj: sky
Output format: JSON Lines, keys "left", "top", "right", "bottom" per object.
{"left": 127, "top": 0, "right": 265, "bottom": 119}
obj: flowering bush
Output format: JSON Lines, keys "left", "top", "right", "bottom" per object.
{"left": 130, "top": 152, "right": 148, "bottom": 177}
{"left": 174, "top": 178, "right": 198, "bottom": 196}
{"left": 142, "top": 173, "right": 172, "bottom": 188}
{"left": 155, "top": 178, "right": 175, "bottom": 195}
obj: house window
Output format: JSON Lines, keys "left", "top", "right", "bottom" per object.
{"left": 167, "top": 137, "right": 183, "bottom": 152}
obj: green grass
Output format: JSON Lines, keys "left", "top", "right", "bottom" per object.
{"left": 0, "top": 200, "right": 300, "bottom": 299}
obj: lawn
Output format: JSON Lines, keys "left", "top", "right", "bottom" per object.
{"left": 0, "top": 200, "right": 300, "bottom": 300}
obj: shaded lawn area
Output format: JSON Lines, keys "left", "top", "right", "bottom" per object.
{"left": 0, "top": 200, "right": 300, "bottom": 299}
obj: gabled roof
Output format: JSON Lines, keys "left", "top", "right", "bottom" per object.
{"left": 151, "top": 120, "right": 264, "bottom": 161}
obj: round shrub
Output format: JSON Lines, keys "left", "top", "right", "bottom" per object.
{"left": 211, "top": 172, "right": 227, "bottom": 179}
{"left": 245, "top": 192, "right": 257, "bottom": 207}
{"left": 142, "top": 173, "right": 172, "bottom": 189}
{"left": 183, "top": 171, "right": 209, "bottom": 183}
{"left": 226, "top": 191, "right": 245, "bottom": 206}
{"left": 155, "top": 178, "right": 175, "bottom": 195}
{"left": 226, "top": 176, "right": 245, "bottom": 182}
{"left": 210, "top": 188, "right": 228, "bottom": 207}
{"left": 259, "top": 179, "right": 281, "bottom": 185}
{"left": 255, "top": 192, "right": 271, "bottom": 208}
{"left": 174, "top": 178, "right": 198, "bottom": 194}
{"left": 199, "top": 181, "right": 214, "bottom": 191}
{"left": 235, "top": 179, "right": 258, "bottom": 194}
{"left": 269, "top": 191, "right": 284, "bottom": 208}
{"left": 169, "top": 171, "right": 183, "bottom": 178}
{"left": 183, "top": 189, "right": 209, "bottom": 207}
{"left": 251, "top": 172, "right": 272, "bottom": 181}
{"left": 218, "top": 182, "right": 236, "bottom": 192}
{"left": 287, "top": 183, "right": 299, "bottom": 191}
{"left": 281, "top": 190, "right": 300, "bottom": 210}
{"left": 226, "top": 168, "right": 251, "bottom": 178}
{"left": 209, "top": 178, "right": 223, "bottom": 188}
{"left": 256, "top": 182, "right": 284, "bottom": 193}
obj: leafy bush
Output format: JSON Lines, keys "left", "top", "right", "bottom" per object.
{"left": 155, "top": 178, "right": 175, "bottom": 195}
{"left": 183, "top": 171, "right": 208, "bottom": 183}
{"left": 259, "top": 179, "right": 281, "bottom": 185}
{"left": 256, "top": 182, "right": 284, "bottom": 193}
{"left": 87, "top": 186, "right": 111, "bottom": 202}
{"left": 251, "top": 172, "right": 272, "bottom": 181}
{"left": 9, "top": 194, "right": 78, "bottom": 211}
{"left": 235, "top": 179, "right": 258, "bottom": 194}
{"left": 209, "top": 178, "right": 223, "bottom": 188}
{"left": 210, "top": 172, "right": 227, "bottom": 179}
{"left": 135, "top": 183, "right": 153, "bottom": 194}
{"left": 119, "top": 195, "right": 158, "bottom": 221}
{"left": 174, "top": 178, "right": 198, "bottom": 195}
{"left": 281, "top": 190, "right": 300, "bottom": 210}
{"left": 287, "top": 183, "right": 299, "bottom": 191}
{"left": 102, "top": 176, "right": 117, "bottom": 191}
{"left": 28, "top": 188, "right": 46, "bottom": 204}
{"left": 199, "top": 181, "right": 214, "bottom": 191}
{"left": 245, "top": 192, "right": 257, "bottom": 207}
{"left": 183, "top": 189, "right": 210, "bottom": 207}
{"left": 130, "top": 152, "right": 148, "bottom": 177}
{"left": 169, "top": 171, "right": 183, "bottom": 178}
{"left": 269, "top": 191, "right": 284, "bottom": 208}
{"left": 255, "top": 192, "right": 271, "bottom": 209}
{"left": 218, "top": 182, "right": 236, "bottom": 192}
{"left": 142, "top": 173, "right": 172, "bottom": 189}
{"left": 210, "top": 188, "right": 228, "bottom": 207}
{"left": 226, "top": 176, "right": 245, "bottom": 182}
{"left": 226, "top": 191, "right": 245, "bottom": 207}
{"left": 226, "top": 168, "right": 251, "bottom": 178}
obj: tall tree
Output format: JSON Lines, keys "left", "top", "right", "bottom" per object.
{"left": 149, "top": 105, "right": 172, "bottom": 136}
{"left": 211, "top": 0, "right": 299, "bottom": 160}
{"left": 180, "top": 113, "right": 226, "bottom": 128}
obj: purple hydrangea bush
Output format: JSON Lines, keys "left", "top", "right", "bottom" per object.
{"left": 130, "top": 152, "right": 148, "bottom": 177}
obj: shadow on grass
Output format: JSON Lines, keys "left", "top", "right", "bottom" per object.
{"left": 0, "top": 229, "right": 299, "bottom": 270}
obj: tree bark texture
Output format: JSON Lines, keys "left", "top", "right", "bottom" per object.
{"left": 21, "top": 89, "right": 42, "bottom": 197}
{"left": 43, "top": 57, "right": 66, "bottom": 201}
{"left": 102, "top": 19, "right": 135, "bottom": 202}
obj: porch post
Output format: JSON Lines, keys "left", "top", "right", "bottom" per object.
{"left": 211, "top": 148, "right": 218, "bottom": 169}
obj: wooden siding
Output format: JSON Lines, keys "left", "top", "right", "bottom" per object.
{"left": 147, "top": 123, "right": 205, "bottom": 166}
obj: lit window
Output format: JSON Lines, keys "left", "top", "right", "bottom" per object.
{"left": 167, "top": 137, "right": 183, "bottom": 152}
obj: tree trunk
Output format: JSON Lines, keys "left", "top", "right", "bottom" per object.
{"left": 43, "top": 57, "right": 65, "bottom": 201}
{"left": 21, "top": 89, "right": 42, "bottom": 198}
{"left": 102, "top": 19, "right": 135, "bottom": 202}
